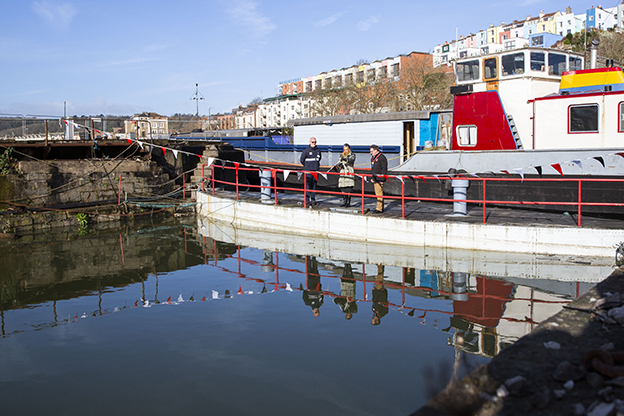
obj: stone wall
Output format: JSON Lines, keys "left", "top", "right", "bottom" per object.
{"left": 7, "top": 159, "right": 175, "bottom": 207}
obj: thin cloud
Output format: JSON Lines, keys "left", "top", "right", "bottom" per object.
{"left": 32, "top": 1, "right": 77, "bottom": 30}
{"left": 227, "top": 0, "right": 276, "bottom": 37}
{"left": 357, "top": 16, "right": 379, "bottom": 32}
{"left": 315, "top": 12, "right": 346, "bottom": 27}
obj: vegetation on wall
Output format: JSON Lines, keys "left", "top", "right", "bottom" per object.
{"left": 560, "top": 30, "right": 624, "bottom": 66}
{"left": 0, "top": 147, "right": 17, "bottom": 175}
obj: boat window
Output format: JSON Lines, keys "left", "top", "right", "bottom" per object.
{"left": 569, "top": 104, "right": 599, "bottom": 133}
{"left": 620, "top": 102, "right": 624, "bottom": 132}
{"left": 457, "top": 125, "right": 477, "bottom": 146}
{"left": 456, "top": 60, "right": 480, "bottom": 82}
{"left": 569, "top": 57, "right": 583, "bottom": 71}
{"left": 530, "top": 52, "right": 545, "bottom": 72}
{"left": 483, "top": 58, "right": 497, "bottom": 80}
{"left": 548, "top": 53, "right": 567, "bottom": 75}
{"left": 501, "top": 53, "right": 524, "bottom": 76}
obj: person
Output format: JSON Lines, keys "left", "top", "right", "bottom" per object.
{"left": 333, "top": 263, "right": 358, "bottom": 320}
{"left": 302, "top": 256, "right": 323, "bottom": 317}
{"left": 369, "top": 144, "right": 387, "bottom": 213}
{"left": 371, "top": 264, "right": 388, "bottom": 325}
{"left": 300, "top": 137, "right": 322, "bottom": 206}
{"left": 337, "top": 143, "right": 356, "bottom": 207}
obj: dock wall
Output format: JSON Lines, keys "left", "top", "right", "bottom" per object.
{"left": 196, "top": 191, "right": 622, "bottom": 258}
{"left": 3, "top": 160, "right": 175, "bottom": 208}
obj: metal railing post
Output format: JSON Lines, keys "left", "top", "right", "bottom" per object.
{"left": 482, "top": 178, "right": 487, "bottom": 224}
{"left": 212, "top": 165, "right": 215, "bottom": 195}
{"left": 273, "top": 169, "right": 278, "bottom": 205}
{"left": 201, "top": 164, "right": 205, "bottom": 192}
{"left": 578, "top": 179, "right": 582, "bottom": 227}
{"left": 303, "top": 171, "right": 307, "bottom": 208}
{"left": 361, "top": 176, "right": 365, "bottom": 215}
{"left": 235, "top": 164, "right": 239, "bottom": 200}
{"left": 401, "top": 178, "right": 405, "bottom": 219}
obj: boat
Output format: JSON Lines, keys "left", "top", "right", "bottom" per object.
{"left": 397, "top": 46, "right": 624, "bottom": 176}
{"left": 183, "top": 46, "right": 624, "bottom": 215}
{"left": 389, "top": 46, "right": 624, "bottom": 215}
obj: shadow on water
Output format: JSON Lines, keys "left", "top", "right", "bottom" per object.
{"left": 0, "top": 215, "right": 615, "bottom": 415}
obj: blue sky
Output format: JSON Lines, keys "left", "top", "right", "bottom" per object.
{"left": 0, "top": 0, "right": 606, "bottom": 118}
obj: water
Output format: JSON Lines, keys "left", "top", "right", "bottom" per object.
{"left": 0, "top": 218, "right": 608, "bottom": 415}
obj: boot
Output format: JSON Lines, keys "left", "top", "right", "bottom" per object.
{"left": 340, "top": 194, "right": 347, "bottom": 207}
{"left": 345, "top": 195, "right": 351, "bottom": 207}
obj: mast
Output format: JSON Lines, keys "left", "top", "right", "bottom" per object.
{"left": 190, "top": 83, "right": 204, "bottom": 117}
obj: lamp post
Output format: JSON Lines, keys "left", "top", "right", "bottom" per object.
{"left": 574, "top": 15, "right": 587, "bottom": 68}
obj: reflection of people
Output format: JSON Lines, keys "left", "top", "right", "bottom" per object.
{"left": 371, "top": 264, "right": 388, "bottom": 325}
{"left": 334, "top": 263, "right": 358, "bottom": 319}
{"left": 369, "top": 145, "right": 387, "bottom": 213}
{"left": 302, "top": 256, "right": 323, "bottom": 317}
{"left": 300, "top": 137, "right": 322, "bottom": 206}
{"left": 337, "top": 144, "right": 356, "bottom": 207}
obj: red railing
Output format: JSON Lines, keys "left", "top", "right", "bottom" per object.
{"left": 199, "top": 163, "right": 624, "bottom": 227}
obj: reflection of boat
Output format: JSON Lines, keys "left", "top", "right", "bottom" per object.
{"left": 197, "top": 217, "right": 604, "bottom": 358}
{"left": 197, "top": 216, "right": 612, "bottom": 281}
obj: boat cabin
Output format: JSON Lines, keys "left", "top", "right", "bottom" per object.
{"left": 451, "top": 48, "right": 586, "bottom": 151}
{"left": 532, "top": 66, "right": 624, "bottom": 149}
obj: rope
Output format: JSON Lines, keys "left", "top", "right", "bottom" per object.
{"left": 0, "top": 199, "right": 169, "bottom": 217}
{"left": 130, "top": 201, "right": 196, "bottom": 209}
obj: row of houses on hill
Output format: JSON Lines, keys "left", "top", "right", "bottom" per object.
{"left": 434, "top": 4, "right": 624, "bottom": 66}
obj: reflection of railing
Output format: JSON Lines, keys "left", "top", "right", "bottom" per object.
{"left": 199, "top": 239, "right": 580, "bottom": 358}
{"left": 201, "top": 163, "right": 624, "bottom": 226}
{"left": 206, "top": 243, "right": 577, "bottom": 313}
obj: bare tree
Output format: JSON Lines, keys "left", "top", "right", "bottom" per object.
{"left": 308, "top": 88, "right": 347, "bottom": 117}
{"left": 343, "top": 75, "right": 394, "bottom": 114}
{"left": 391, "top": 55, "right": 453, "bottom": 111}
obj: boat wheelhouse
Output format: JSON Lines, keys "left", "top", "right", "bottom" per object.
{"left": 451, "top": 47, "right": 585, "bottom": 151}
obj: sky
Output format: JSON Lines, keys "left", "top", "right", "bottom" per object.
{"left": 0, "top": 0, "right": 611, "bottom": 118}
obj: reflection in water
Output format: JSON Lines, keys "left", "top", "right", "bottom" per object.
{"left": 334, "top": 263, "right": 357, "bottom": 320}
{"left": 302, "top": 256, "right": 323, "bottom": 317}
{"left": 0, "top": 225, "right": 599, "bottom": 356}
{"left": 371, "top": 265, "right": 388, "bottom": 325}
{"left": 0, "top": 219, "right": 607, "bottom": 415}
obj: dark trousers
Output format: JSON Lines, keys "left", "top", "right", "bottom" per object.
{"left": 305, "top": 173, "right": 317, "bottom": 203}
{"left": 340, "top": 187, "right": 353, "bottom": 206}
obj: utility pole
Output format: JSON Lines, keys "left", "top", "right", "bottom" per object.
{"left": 191, "top": 83, "right": 204, "bottom": 117}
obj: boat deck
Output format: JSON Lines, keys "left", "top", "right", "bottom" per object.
{"left": 213, "top": 188, "right": 624, "bottom": 231}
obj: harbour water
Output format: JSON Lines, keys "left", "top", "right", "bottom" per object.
{"left": 0, "top": 218, "right": 607, "bottom": 415}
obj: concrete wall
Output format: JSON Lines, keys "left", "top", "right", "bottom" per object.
{"left": 196, "top": 191, "right": 622, "bottom": 258}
